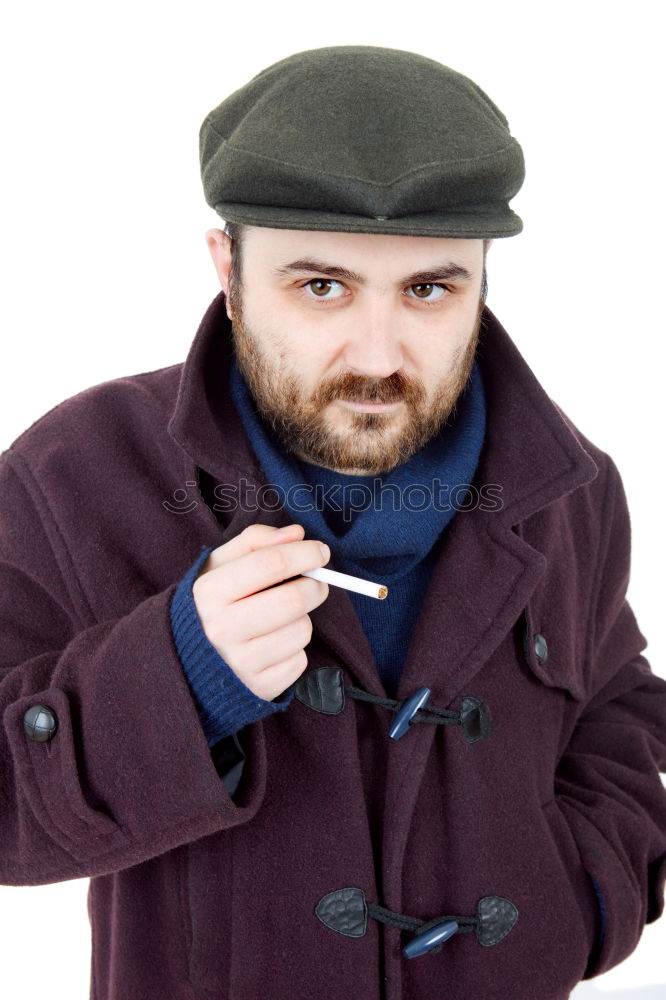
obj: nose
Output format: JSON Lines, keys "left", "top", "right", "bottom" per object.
{"left": 341, "top": 303, "right": 405, "bottom": 379}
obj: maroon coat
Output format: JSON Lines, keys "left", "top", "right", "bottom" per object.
{"left": 1, "top": 293, "right": 665, "bottom": 1000}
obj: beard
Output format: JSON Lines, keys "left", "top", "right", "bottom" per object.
{"left": 227, "top": 279, "right": 484, "bottom": 476}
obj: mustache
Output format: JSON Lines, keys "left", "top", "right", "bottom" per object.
{"left": 316, "top": 370, "right": 416, "bottom": 405}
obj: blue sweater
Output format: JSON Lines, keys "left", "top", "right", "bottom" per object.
{"left": 170, "top": 357, "right": 486, "bottom": 746}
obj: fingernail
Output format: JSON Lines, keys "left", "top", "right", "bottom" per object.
{"left": 319, "top": 543, "right": 330, "bottom": 560}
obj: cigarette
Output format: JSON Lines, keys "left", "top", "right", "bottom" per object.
{"left": 302, "top": 566, "right": 388, "bottom": 600}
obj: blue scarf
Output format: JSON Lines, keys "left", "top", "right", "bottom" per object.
{"left": 230, "top": 357, "right": 486, "bottom": 698}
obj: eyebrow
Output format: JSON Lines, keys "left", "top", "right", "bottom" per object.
{"left": 270, "top": 257, "right": 475, "bottom": 286}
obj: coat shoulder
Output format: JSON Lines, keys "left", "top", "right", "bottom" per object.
{"left": 2, "top": 363, "right": 184, "bottom": 471}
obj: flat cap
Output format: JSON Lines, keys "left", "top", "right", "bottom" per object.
{"left": 200, "top": 45, "right": 525, "bottom": 239}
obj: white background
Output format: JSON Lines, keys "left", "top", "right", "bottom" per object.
{"left": 1, "top": 1, "right": 664, "bottom": 997}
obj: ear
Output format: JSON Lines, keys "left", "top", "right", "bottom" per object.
{"left": 205, "top": 229, "right": 234, "bottom": 318}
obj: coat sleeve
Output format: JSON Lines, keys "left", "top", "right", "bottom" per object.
{"left": 553, "top": 454, "right": 666, "bottom": 979}
{"left": 0, "top": 448, "right": 268, "bottom": 887}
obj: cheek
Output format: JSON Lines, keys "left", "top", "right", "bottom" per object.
{"left": 410, "top": 338, "right": 458, "bottom": 382}
{"left": 279, "top": 338, "right": 336, "bottom": 387}
{"left": 274, "top": 350, "right": 324, "bottom": 402}
{"left": 441, "top": 308, "right": 481, "bottom": 365}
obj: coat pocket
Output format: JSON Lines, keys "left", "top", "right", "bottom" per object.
{"left": 181, "top": 827, "right": 235, "bottom": 992}
{"left": 538, "top": 797, "right": 601, "bottom": 972}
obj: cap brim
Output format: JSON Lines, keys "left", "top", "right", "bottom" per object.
{"left": 213, "top": 202, "right": 522, "bottom": 239}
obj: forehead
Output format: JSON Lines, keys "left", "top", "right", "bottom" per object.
{"left": 242, "top": 225, "right": 482, "bottom": 271}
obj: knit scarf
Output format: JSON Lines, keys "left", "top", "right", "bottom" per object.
{"left": 229, "top": 357, "right": 486, "bottom": 697}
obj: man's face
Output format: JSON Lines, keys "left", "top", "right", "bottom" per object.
{"left": 217, "top": 226, "right": 486, "bottom": 476}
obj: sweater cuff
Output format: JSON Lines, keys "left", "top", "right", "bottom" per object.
{"left": 169, "top": 545, "right": 297, "bottom": 747}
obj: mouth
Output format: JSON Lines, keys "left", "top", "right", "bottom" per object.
{"left": 338, "top": 399, "right": 402, "bottom": 412}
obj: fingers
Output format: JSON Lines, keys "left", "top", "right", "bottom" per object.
{"left": 190, "top": 523, "right": 332, "bottom": 703}
{"left": 227, "top": 618, "right": 314, "bottom": 678}
{"left": 207, "top": 523, "right": 305, "bottom": 570}
{"left": 245, "top": 650, "right": 310, "bottom": 702}
{"left": 211, "top": 574, "right": 329, "bottom": 643}
{"left": 205, "top": 533, "right": 330, "bottom": 605}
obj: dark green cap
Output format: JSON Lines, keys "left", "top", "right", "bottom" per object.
{"left": 200, "top": 45, "right": 525, "bottom": 239}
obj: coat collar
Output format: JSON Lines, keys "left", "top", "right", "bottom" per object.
{"left": 168, "top": 289, "right": 598, "bottom": 527}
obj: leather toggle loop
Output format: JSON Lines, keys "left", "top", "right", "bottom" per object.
{"left": 294, "top": 665, "right": 346, "bottom": 715}
{"left": 460, "top": 695, "right": 492, "bottom": 743}
{"left": 388, "top": 686, "right": 432, "bottom": 740}
{"left": 476, "top": 894, "right": 519, "bottom": 947}
{"left": 314, "top": 887, "right": 368, "bottom": 938}
{"left": 403, "top": 919, "right": 459, "bottom": 958}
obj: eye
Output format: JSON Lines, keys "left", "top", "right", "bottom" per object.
{"left": 303, "top": 278, "right": 345, "bottom": 299}
{"left": 299, "top": 278, "right": 451, "bottom": 304}
{"left": 406, "top": 283, "right": 448, "bottom": 304}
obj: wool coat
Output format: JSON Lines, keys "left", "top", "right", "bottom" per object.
{"left": 1, "top": 291, "right": 665, "bottom": 1000}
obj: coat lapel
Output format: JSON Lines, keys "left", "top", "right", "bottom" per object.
{"left": 389, "top": 307, "right": 599, "bottom": 705}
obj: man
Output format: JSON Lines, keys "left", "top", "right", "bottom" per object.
{"left": 0, "top": 45, "right": 664, "bottom": 1000}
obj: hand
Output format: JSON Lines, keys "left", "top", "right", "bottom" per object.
{"left": 191, "top": 523, "right": 330, "bottom": 702}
